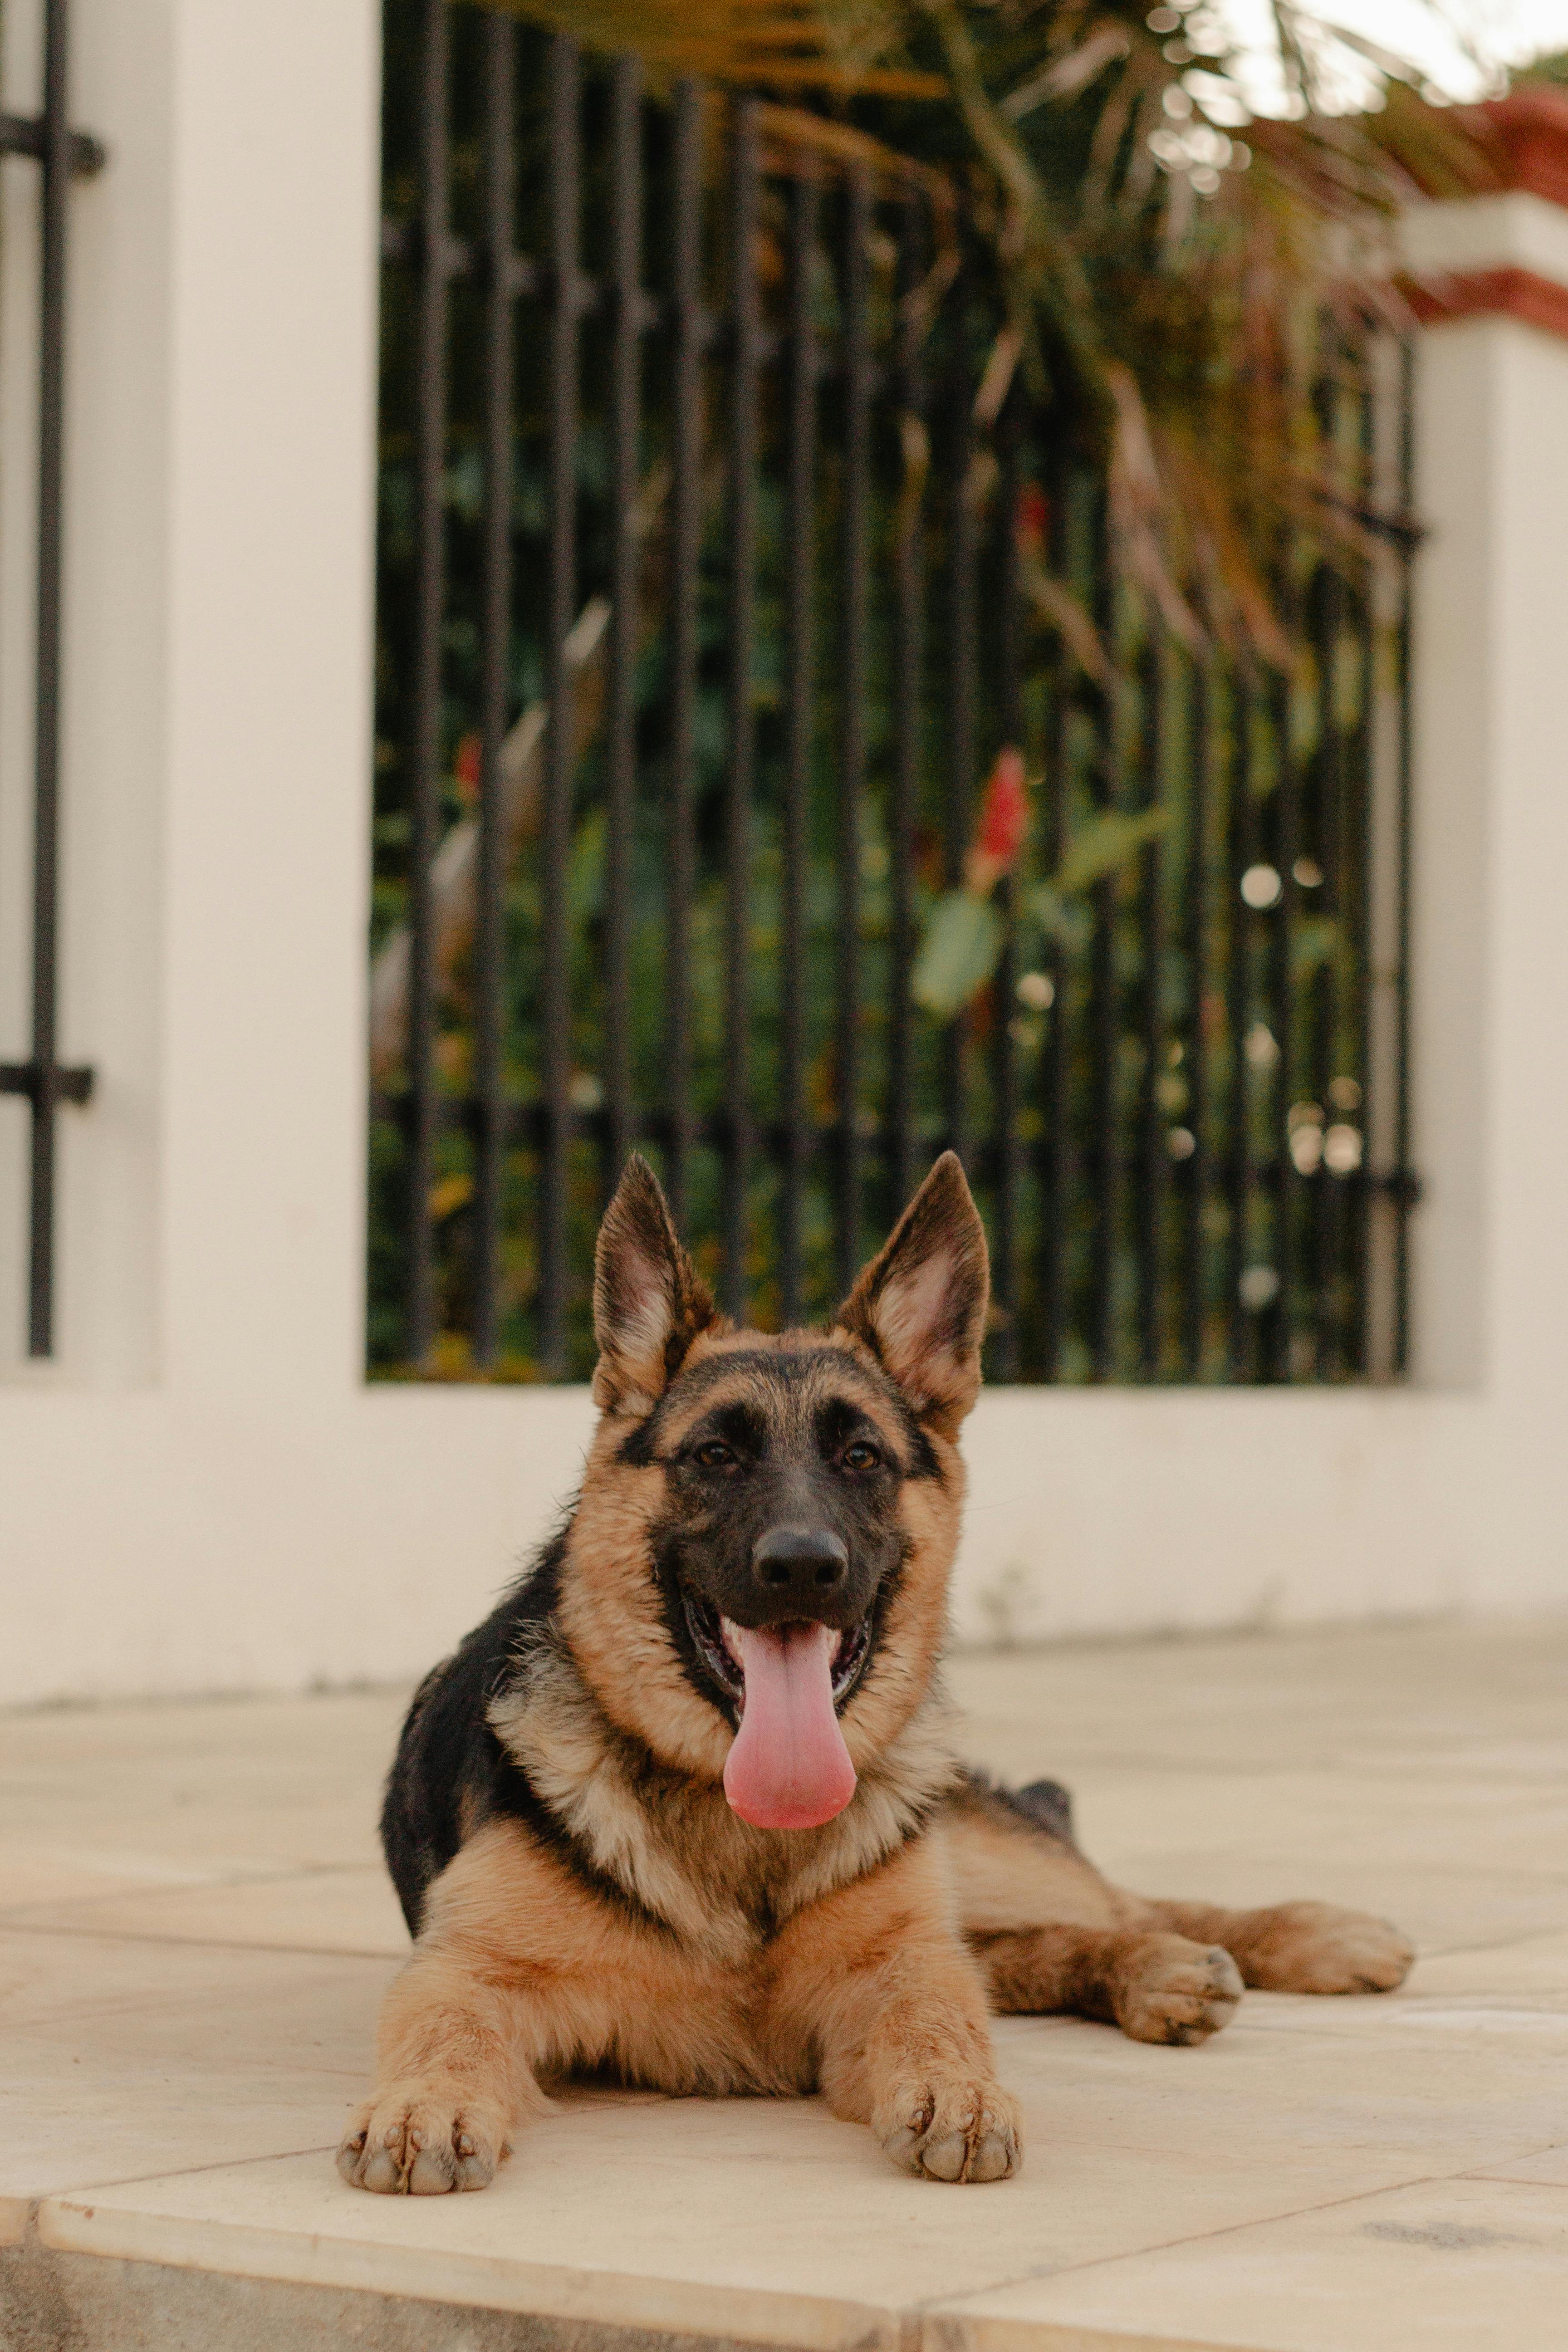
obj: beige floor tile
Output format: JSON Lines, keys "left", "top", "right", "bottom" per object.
{"left": 34, "top": 2009, "right": 1565, "bottom": 2345}
{"left": 7, "top": 1622, "right": 1568, "bottom": 2340}
{"left": 948, "top": 1620, "right": 1568, "bottom": 1781}
{"left": 1089, "top": 1850, "right": 1568, "bottom": 1956}
{"left": 929, "top": 2174, "right": 1568, "bottom": 2352}
{"left": 1054, "top": 1767, "right": 1568, "bottom": 1886}
{"left": 2, "top": 1866, "right": 411, "bottom": 1957}
{"left": 0, "top": 1929, "right": 395, "bottom": 2200}
{"left": 988, "top": 2005, "right": 1568, "bottom": 2173}
{"left": 0, "top": 1689, "right": 407, "bottom": 1879}
{"left": 1400, "top": 1928, "right": 1568, "bottom": 1997}
{"left": 1468, "top": 2144, "right": 1568, "bottom": 2186}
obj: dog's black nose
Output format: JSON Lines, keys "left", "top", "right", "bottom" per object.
{"left": 752, "top": 1525, "right": 848, "bottom": 1603}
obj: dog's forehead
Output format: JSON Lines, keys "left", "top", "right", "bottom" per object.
{"left": 653, "top": 1340, "right": 908, "bottom": 1457}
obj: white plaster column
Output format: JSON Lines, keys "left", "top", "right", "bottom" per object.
{"left": 1402, "top": 91, "right": 1568, "bottom": 1602}
{"left": 0, "top": 0, "right": 603, "bottom": 1708}
{"left": 1, "top": 0, "right": 382, "bottom": 1393}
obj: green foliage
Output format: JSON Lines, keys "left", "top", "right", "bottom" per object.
{"left": 915, "top": 805, "right": 1171, "bottom": 1016}
{"left": 369, "top": 1, "right": 1416, "bottom": 1386}
{"left": 913, "top": 895, "right": 1005, "bottom": 1019}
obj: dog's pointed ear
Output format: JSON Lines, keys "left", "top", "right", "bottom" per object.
{"left": 833, "top": 1152, "right": 989, "bottom": 1433}
{"left": 592, "top": 1156, "right": 716, "bottom": 1414}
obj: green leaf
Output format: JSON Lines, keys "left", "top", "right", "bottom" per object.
{"left": 1019, "top": 884, "right": 1093, "bottom": 952}
{"left": 912, "top": 892, "right": 1004, "bottom": 1019}
{"left": 1052, "top": 806, "right": 1171, "bottom": 896}
{"left": 1291, "top": 915, "right": 1343, "bottom": 981}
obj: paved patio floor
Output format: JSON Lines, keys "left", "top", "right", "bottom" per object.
{"left": 3, "top": 1619, "right": 1568, "bottom": 2351}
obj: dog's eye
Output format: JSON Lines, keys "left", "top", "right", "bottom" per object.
{"left": 694, "top": 1440, "right": 738, "bottom": 1470}
{"left": 841, "top": 1441, "right": 881, "bottom": 1471}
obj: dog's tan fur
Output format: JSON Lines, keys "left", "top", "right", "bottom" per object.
{"left": 341, "top": 1156, "right": 1413, "bottom": 2196}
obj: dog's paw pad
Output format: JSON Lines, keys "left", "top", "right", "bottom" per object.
{"left": 337, "top": 2086, "right": 505, "bottom": 2196}
{"left": 876, "top": 2079, "right": 1023, "bottom": 2183}
{"left": 1241, "top": 1903, "right": 1415, "bottom": 1995}
{"left": 1115, "top": 1937, "right": 1245, "bottom": 2046}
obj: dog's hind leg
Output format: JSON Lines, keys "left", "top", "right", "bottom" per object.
{"left": 1139, "top": 1898, "right": 1414, "bottom": 1995}
{"left": 947, "top": 1773, "right": 1413, "bottom": 2038}
{"left": 972, "top": 1922, "right": 1243, "bottom": 2045}
{"left": 948, "top": 1774, "right": 1243, "bottom": 2045}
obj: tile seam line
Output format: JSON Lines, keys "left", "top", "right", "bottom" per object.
{"left": 1460, "top": 2139, "right": 1568, "bottom": 2178}
{"left": 0, "top": 1861, "right": 383, "bottom": 1902}
{"left": 0, "top": 1920, "right": 405, "bottom": 1960}
{"left": 1415, "top": 1923, "right": 1568, "bottom": 1959}
{"left": 29, "top": 2145, "right": 341, "bottom": 2221}
{"left": 913, "top": 2161, "right": 1482, "bottom": 2307}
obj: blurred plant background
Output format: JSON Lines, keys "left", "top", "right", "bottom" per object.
{"left": 368, "top": 0, "right": 1553, "bottom": 1384}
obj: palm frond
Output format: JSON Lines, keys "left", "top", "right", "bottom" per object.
{"left": 479, "top": 0, "right": 1501, "bottom": 653}
{"left": 473, "top": 0, "right": 945, "bottom": 91}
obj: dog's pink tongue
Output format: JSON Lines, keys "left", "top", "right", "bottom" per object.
{"left": 721, "top": 1620, "right": 857, "bottom": 1830}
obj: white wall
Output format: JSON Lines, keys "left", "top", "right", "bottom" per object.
{"left": 1, "top": 27, "right": 1566, "bottom": 1706}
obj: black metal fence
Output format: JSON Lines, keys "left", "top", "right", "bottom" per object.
{"left": 370, "top": 0, "right": 1418, "bottom": 1387}
{"left": 0, "top": 0, "right": 102, "bottom": 1357}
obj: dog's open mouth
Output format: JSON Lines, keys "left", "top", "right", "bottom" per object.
{"left": 682, "top": 1595, "right": 872, "bottom": 1831}
{"left": 683, "top": 1594, "right": 871, "bottom": 1710}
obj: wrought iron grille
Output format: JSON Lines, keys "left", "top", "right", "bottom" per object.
{"left": 370, "top": 0, "right": 1418, "bottom": 1386}
{"left": 0, "top": 0, "right": 103, "bottom": 1357}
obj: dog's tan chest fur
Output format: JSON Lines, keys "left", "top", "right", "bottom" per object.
{"left": 488, "top": 1636, "right": 964, "bottom": 1969}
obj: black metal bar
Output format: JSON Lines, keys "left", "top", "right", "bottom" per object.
{"left": 0, "top": 108, "right": 102, "bottom": 176}
{"left": 1183, "top": 652, "right": 1210, "bottom": 1377}
{"left": 21, "top": 0, "right": 71, "bottom": 1356}
{"left": 990, "top": 407, "right": 1023, "bottom": 1379}
{"left": 1225, "top": 665, "right": 1254, "bottom": 1379}
{"left": 1135, "top": 628, "right": 1163, "bottom": 1381}
{"left": 943, "top": 254, "right": 975, "bottom": 1168}
{"left": 405, "top": 0, "right": 450, "bottom": 1367}
{"left": 665, "top": 77, "right": 702, "bottom": 1234}
{"left": 1265, "top": 550, "right": 1298, "bottom": 1383}
{"left": 1393, "top": 334, "right": 1416, "bottom": 1377}
{"left": 1035, "top": 451, "right": 1070, "bottom": 1378}
{"left": 780, "top": 165, "right": 818, "bottom": 1324}
{"left": 0, "top": 1063, "right": 89, "bottom": 1104}
{"left": 722, "top": 94, "right": 760, "bottom": 1317}
{"left": 0, "top": 1, "right": 100, "bottom": 1358}
{"left": 1088, "top": 482, "right": 1118, "bottom": 1380}
{"left": 887, "top": 198, "right": 926, "bottom": 1223}
{"left": 539, "top": 33, "right": 581, "bottom": 1376}
{"left": 472, "top": 7, "right": 515, "bottom": 1369}
{"left": 835, "top": 168, "right": 871, "bottom": 1298}
{"left": 1347, "top": 320, "right": 1377, "bottom": 1376}
{"left": 1312, "top": 533, "right": 1342, "bottom": 1379}
{"left": 604, "top": 53, "right": 643, "bottom": 1196}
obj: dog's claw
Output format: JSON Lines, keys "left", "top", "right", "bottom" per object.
{"left": 876, "top": 2078, "right": 1023, "bottom": 2183}
{"left": 338, "top": 2085, "right": 505, "bottom": 2197}
{"left": 1113, "top": 1936, "right": 1245, "bottom": 2046}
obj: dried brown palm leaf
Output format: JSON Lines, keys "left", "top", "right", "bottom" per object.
{"left": 482, "top": 0, "right": 1499, "bottom": 654}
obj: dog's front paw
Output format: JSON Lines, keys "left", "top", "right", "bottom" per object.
{"left": 338, "top": 2080, "right": 508, "bottom": 2195}
{"left": 874, "top": 2076, "right": 1023, "bottom": 2183}
{"left": 1233, "top": 1901, "right": 1415, "bottom": 1995}
{"left": 1112, "top": 1934, "right": 1245, "bottom": 2046}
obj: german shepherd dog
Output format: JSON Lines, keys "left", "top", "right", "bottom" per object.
{"left": 340, "top": 1153, "right": 1413, "bottom": 2195}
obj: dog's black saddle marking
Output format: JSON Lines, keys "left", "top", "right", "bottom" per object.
{"left": 1012, "top": 1778, "right": 1075, "bottom": 1842}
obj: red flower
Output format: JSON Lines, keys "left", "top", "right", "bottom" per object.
{"left": 1014, "top": 482, "right": 1049, "bottom": 558}
{"left": 974, "top": 746, "right": 1029, "bottom": 872}
{"left": 454, "top": 732, "right": 482, "bottom": 802}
